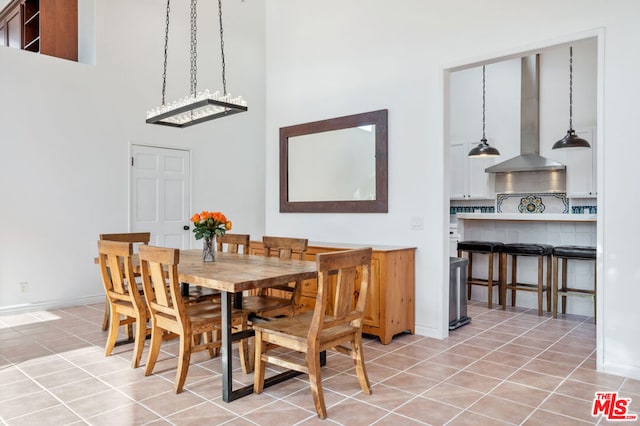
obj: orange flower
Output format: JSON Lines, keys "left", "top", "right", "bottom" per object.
{"left": 190, "top": 210, "right": 232, "bottom": 240}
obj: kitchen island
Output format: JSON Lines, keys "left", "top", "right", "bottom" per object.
{"left": 455, "top": 212, "right": 596, "bottom": 316}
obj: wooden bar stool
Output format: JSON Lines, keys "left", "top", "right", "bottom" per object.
{"left": 501, "top": 243, "right": 553, "bottom": 315}
{"left": 552, "top": 245, "right": 597, "bottom": 322}
{"left": 456, "top": 241, "right": 504, "bottom": 309}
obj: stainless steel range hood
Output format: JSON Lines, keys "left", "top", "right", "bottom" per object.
{"left": 485, "top": 55, "right": 565, "bottom": 173}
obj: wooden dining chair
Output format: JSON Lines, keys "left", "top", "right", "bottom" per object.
{"left": 99, "top": 232, "right": 151, "bottom": 331}
{"left": 253, "top": 247, "right": 373, "bottom": 419}
{"left": 97, "top": 240, "right": 149, "bottom": 368}
{"left": 138, "top": 245, "right": 251, "bottom": 393}
{"left": 242, "top": 236, "right": 309, "bottom": 318}
{"left": 216, "top": 233, "right": 251, "bottom": 254}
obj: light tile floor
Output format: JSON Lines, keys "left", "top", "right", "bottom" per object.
{"left": 1, "top": 302, "right": 639, "bottom": 425}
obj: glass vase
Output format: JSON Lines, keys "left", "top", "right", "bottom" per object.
{"left": 202, "top": 235, "right": 216, "bottom": 262}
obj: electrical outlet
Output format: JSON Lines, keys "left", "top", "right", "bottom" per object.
{"left": 19, "top": 282, "right": 29, "bottom": 294}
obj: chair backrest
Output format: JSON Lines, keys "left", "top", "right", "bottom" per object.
{"left": 97, "top": 240, "right": 146, "bottom": 311}
{"left": 138, "top": 245, "right": 186, "bottom": 333}
{"left": 100, "top": 232, "right": 151, "bottom": 252}
{"left": 217, "top": 233, "right": 250, "bottom": 254}
{"left": 310, "top": 248, "right": 372, "bottom": 340}
{"left": 262, "top": 236, "right": 308, "bottom": 260}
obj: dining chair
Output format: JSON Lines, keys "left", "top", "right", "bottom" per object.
{"left": 242, "top": 236, "right": 309, "bottom": 318}
{"left": 99, "top": 232, "right": 151, "bottom": 332}
{"left": 138, "top": 245, "right": 251, "bottom": 393}
{"left": 216, "top": 233, "right": 251, "bottom": 254}
{"left": 97, "top": 240, "right": 149, "bottom": 368}
{"left": 253, "top": 247, "right": 373, "bottom": 419}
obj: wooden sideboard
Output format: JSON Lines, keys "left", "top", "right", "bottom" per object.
{"left": 250, "top": 241, "right": 416, "bottom": 344}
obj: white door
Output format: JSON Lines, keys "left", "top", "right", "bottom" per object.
{"left": 130, "top": 145, "right": 191, "bottom": 249}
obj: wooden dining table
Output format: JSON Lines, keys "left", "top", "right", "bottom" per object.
{"left": 175, "top": 249, "right": 318, "bottom": 402}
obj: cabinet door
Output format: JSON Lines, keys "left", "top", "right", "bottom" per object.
{"left": 450, "top": 141, "right": 495, "bottom": 200}
{"left": 6, "top": 6, "right": 20, "bottom": 48}
{"left": 467, "top": 148, "right": 495, "bottom": 199}
{"left": 450, "top": 142, "right": 468, "bottom": 199}
{"left": 566, "top": 128, "right": 596, "bottom": 198}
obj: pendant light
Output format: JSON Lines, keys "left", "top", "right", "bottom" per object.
{"left": 552, "top": 46, "right": 590, "bottom": 149}
{"left": 146, "top": 0, "right": 247, "bottom": 128}
{"left": 468, "top": 65, "right": 500, "bottom": 157}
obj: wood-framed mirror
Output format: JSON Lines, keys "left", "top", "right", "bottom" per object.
{"left": 280, "top": 109, "right": 388, "bottom": 213}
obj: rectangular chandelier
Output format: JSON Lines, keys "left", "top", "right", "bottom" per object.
{"left": 146, "top": 91, "right": 247, "bottom": 128}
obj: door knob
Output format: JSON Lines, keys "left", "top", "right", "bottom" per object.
{"left": 183, "top": 225, "right": 190, "bottom": 231}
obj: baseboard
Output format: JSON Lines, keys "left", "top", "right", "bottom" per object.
{"left": 601, "top": 360, "right": 640, "bottom": 382}
{"left": 415, "top": 323, "right": 448, "bottom": 339}
{"left": 0, "top": 295, "right": 105, "bottom": 315}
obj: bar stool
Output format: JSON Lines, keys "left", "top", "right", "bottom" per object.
{"left": 501, "top": 243, "right": 553, "bottom": 315}
{"left": 457, "top": 241, "right": 504, "bottom": 309}
{"left": 552, "top": 245, "right": 597, "bottom": 322}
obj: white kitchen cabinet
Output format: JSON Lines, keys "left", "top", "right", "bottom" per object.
{"left": 566, "top": 128, "right": 596, "bottom": 198}
{"left": 450, "top": 141, "right": 495, "bottom": 200}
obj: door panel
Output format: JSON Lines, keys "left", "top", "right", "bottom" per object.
{"left": 130, "top": 145, "right": 191, "bottom": 249}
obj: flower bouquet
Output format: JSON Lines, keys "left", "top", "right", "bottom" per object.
{"left": 190, "top": 211, "right": 232, "bottom": 261}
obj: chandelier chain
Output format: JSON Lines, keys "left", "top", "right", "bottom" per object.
{"left": 190, "top": 0, "right": 198, "bottom": 96}
{"left": 161, "top": 0, "right": 171, "bottom": 105}
{"left": 569, "top": 46, "right": 573, "bottom": 130}
{"left": 482, "top": 65, "right": 486, "bottom": 140}
{"left": 219, "top": 0, "right": 227, "bottom": 95}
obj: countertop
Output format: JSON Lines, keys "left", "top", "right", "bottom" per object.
{"left": 456, "top": 213, "right": 596, "bottom": 222}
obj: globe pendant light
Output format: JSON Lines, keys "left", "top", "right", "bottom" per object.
{"left": 468, "top": 65, "right": 500, "bottom": 157}
{"left": 552, "top": 46, "right": 590, "bottom": 149}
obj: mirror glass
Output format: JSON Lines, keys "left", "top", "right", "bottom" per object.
{"left": 280, "top": 109, "right": 388, "bottom": 213}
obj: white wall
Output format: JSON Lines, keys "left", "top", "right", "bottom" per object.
{"left": 0, "top": 0, "right": 266, "bottom": 310}
{"left": 264, "top": 0, "right": 640, "bottom": 380}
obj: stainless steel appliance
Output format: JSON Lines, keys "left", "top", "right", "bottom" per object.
{"left": 449, "top": 257, "right": 471, "bottom": 330}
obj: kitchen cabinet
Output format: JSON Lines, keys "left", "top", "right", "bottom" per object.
{"left": 566, "top": 128, "right": 596, "bottom": 198}
{"left": 249, "top": 241, "right": 416, "bottom": 344}
{"left": 0, "top": 2, "right": 21, "bottom": 48}
{"left": 450, "top": 141, "right": 496, "bottom": 200}
{"left": 0, "top": 0, "right": 77, "bottom": 61}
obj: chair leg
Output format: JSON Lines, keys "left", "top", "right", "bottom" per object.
{"left": 102, "top": 299, "right": 109, "bottom": 331}
{"left": 467, "top": 253, "right": 473, "bottom": 300}
{"left": 561, "top": 258, "right": 568, "bottom": 314}
{"left": 487, "top": 252, "right": 494, "bottom": 309}
{"left": 238, "top": 320, "right": 253, "bottom": 374}
{"left": 500, "top": 253, "right": 507, "bottom": 310}
{"left": 104, "top": 306, "right": 119, "bottom": 357}
{"left": 511, "top": 255, "right": 517, "bottom": 307}
{"left": 352, "top": 333, "right": 371, "bottom": 395}
{"left": 144, "top": 325, "right": 163, "bottom": 376}
{"left": 174, "top": 334, "right": 192, "bottom": 393}
{"left": 537, "top": 256, "right": 544, "bottom": 316}
{"left": 307, "top": 347, "right": 327, "bottom": 419}
{"left": 546, "top": 255, "right": 552, "bottom": 312}
{"left": 253, "top": 330, "right": 266, "bottom": 394}
{"left": 131, "top": 317, "right": 146, "bottom": 368}
{"left": 552, "top": 256, "right": 559, "bottom": 318}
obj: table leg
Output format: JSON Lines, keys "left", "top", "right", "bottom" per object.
{"left": 221, "top": 291, "right": 234, "bottom": 402}
{"left": 220, "top": 290, "right": 327, "bottom": 403}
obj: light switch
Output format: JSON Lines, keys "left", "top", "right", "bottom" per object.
{"left": 411, "top": 216, "right": 424, "bottom": 230}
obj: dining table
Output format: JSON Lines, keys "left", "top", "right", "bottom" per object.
{"left": 175, "top": 249, "right": 318, "bottom": 402}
